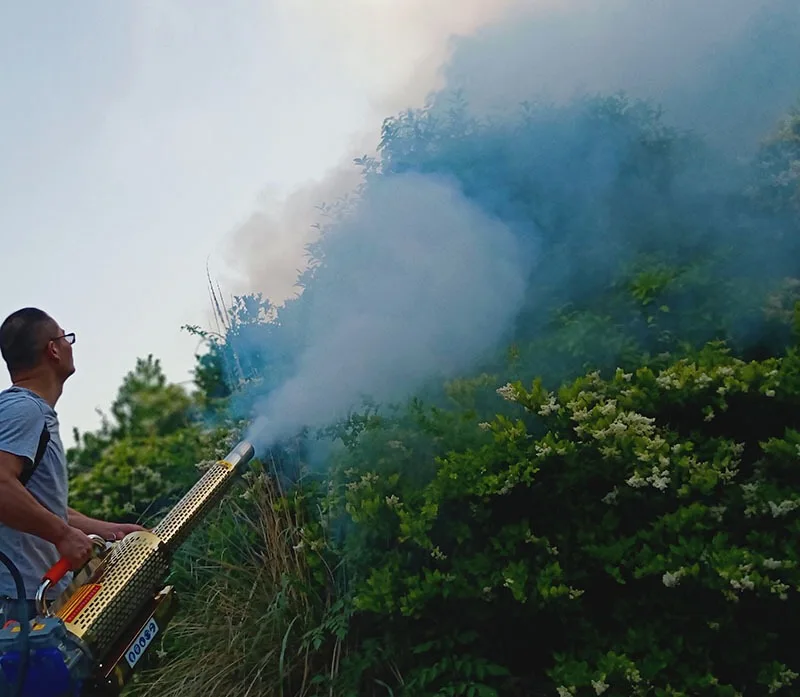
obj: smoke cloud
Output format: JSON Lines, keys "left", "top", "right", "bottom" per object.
{"left": 246, "top": 172, "right": 529, "bottom": 448}
{"left": 222, "top": 0, "right": 530, "bottom": 304}
{"left": 441, "top": 0, "right": 800, "bottom": 153}
{"left": 229, "top": 0, "right": 800, "bottom": 452}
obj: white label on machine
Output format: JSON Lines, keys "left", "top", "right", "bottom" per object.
{"left": 125, "top": 617, "right": 160, "bottom": 669}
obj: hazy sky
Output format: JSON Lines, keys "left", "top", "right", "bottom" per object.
{"left": 0, "top": 0, "right": 520, "bottom": 444}
{"left": 7, "top": 0, "right": 791, "bottom": 449}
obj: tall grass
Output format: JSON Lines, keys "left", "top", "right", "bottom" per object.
{"left": 128, "top": 460, "right": 339, "bottom": 697}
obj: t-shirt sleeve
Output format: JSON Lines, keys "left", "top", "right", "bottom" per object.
{"left": 0, "top": 396, "right": 46, "bottom": 466}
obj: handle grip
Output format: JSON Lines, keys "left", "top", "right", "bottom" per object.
{"left": 35, "top": 534, "right": 111, "bottom": 618}
{"left": 43, "top": 557, "right": 73, "bottom": 585}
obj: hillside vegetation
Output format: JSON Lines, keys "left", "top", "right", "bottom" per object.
{"left": 67, "top": 92, "right": 800, "bottom": 696}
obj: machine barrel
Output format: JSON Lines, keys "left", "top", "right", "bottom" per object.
{"left": 50, "top": 439, "right": 256, "bottom": 667}
{"left": 153, "top": 439, "right": 255, "bottom": 552}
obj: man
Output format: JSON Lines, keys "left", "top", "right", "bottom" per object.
{"left": 0, "top": 307, "right": 143, "bottom": 621}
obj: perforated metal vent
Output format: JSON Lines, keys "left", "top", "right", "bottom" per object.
{"left": 55, "top": 440, "right": 255, "bottom": 663}
{"left": 153, "top": 462, "right": 235, "bottom": 552}
{"left": 58, "top": 532, "right": 169, "bottom": 659}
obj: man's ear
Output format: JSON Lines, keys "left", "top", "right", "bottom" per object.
{"left": 44, "top": 339, "right": 59, "bottom": 362}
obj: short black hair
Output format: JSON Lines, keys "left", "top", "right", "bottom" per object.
{"left": 0, "top": 308, "right": 57, "bottom": 374}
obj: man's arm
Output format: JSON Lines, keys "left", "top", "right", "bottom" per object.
{"left": 0, "top": 451, "right": 94, "bottom": 569}
{"left": 67, "top": 508, "right": 104, "bottom": 535}
{"left": 68, "top": 507, "right": 145, "bottom": 541}
{"left": 0, "top": 451, "right": 70, "bottom": 543}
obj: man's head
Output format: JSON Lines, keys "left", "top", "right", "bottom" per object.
{"left": 0, "top": 308, "right": 76, "bottom": 382}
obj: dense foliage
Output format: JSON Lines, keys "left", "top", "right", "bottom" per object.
{"left": 66, "top": 93, "right": 800, "bottom": 697}
{"left": 314, "top": 339, "right": 800, "bottom": 696}
{"left": 67, "top": 355, "right": 230, "bottom": 523}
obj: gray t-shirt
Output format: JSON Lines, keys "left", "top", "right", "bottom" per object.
{"left": 0, "top": 386, "right": 71, "bottom": 599}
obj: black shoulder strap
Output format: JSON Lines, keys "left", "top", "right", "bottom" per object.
{"left": 19, "top": 424, "right": 50, "bottom": 486}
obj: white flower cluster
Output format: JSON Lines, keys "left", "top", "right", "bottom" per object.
{"left": 655, "top": 372, "right": 682, "bottom": 390}
{"left": 497, "top": 469, "right": 525, "bottom": 495}
{"left": 385, "top": 494, "right": 401, "bottom": 508}
{"left": 538, "top": 393, "right": 562, "bottom": 416}
{"left": 496, "top": 383, "right": 519, "bottom": 402}
{"left": 769, "top": 499, "right": 800, "bottom": 517}
{"left": 625, "top": 667, "right": 642, "bottom": 685}
{"left": 585, "top": 370, "right": 603, "bottom": 385}
{"left": 741, "top": 481, "right": 762, "bottom": 518}
{"left": 654, "top": 359, "right": 755, "bottom": 397}
{"left": 596, "top": 411, "right": 657, "bottom": 441}
{"left": 346, "top": 471, "right": 379, "bottom": 492}
{"left": 566, "top": 388, "right": 677, "bottom": 493}
{"left": 757, "top": 368, "right": 781, "bottom": 398}
{"left": 575, "top": 402, "right": 657, "bottom": 445}
{"left": 717, "top": 560, "right": 791, "bottom": 601}
{"left": 740, "top": 479, "right": 800, "bottom": 521}
{"left": 718, "top": 442, "right": 744, "bottom": 483}
{"left": 729, "top": 576, "right": 755, "bottom": 592}
{"left": 626, "top": 465, "right": 670, "bottom": 491}
{"left": 770, "top": 580, "right": 791, "bottom": 601}
{"left": 430, "top": 546, "right": 447, "bottom": 561}
{"left": 599, "top": 399, "right": 618, "bottom": 416}
{"left": 614, "top": 367, "right": 633, "bottom": 382}
{"left": 557, "top": 664, "right": 640, "bottom": 697}
{"left": 662, "top": 567, "right": 687, "bottom": 587}
{"left": 768, "top": 665, "right": 799, "bottom": 694}
{"left": 195, "top": 458, "right": 217, "bottom": 472}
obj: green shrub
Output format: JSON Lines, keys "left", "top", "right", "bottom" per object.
{"left": 306, "top": 338, "right": 800, "bottom": 696}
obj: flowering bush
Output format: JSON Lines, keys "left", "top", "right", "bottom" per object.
{"left": 303, "top": 339, "right": 800, "bottom": 695}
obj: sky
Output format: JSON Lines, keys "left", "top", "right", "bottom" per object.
{"left": 5, "top": 0, "right": 796, "bottom": 450}
{"left": 0, "top": 0, "right": 522, "bottom": 445}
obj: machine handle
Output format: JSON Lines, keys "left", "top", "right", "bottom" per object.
{"left": 43, "top": 557, "right": 73, "bottom": 585}
{"left": 35, "top": 535, "right": 110, "bottom": 618}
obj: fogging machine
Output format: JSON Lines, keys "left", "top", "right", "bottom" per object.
{"left": 0, "top": 438, "right": 256, "bottom": 697}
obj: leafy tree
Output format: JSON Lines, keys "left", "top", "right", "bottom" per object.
{"left": 67, "top": 355, "right": 227, "bottom": 523}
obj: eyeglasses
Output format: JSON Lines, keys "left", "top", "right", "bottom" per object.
{"left": 52, "top": 332, "right": 76, "bottom": 345}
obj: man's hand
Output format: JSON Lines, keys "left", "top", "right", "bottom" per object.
{"left": 68, "top": 508, "right": 146, "bottom": 541}
{"left": 53, "top": 521, "right": 146, "bottom": 571}
{"left": 94, "top": 521, "right": 146, "bottom": 542}
{"left": 54, "top": 525, "right": 95, "bottom": 570}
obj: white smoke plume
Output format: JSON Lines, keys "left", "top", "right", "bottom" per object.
{"left": 224, "top": 0, "right": 800, "bottom": 452}
{"left": 247, "top": 172, "right": 529, "bottom": 447}
{"left": 441, "top": 0, "right": 799, "bottom": 151}
{"left": 222, "top": 0, "right": 531, "bottom": 304}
